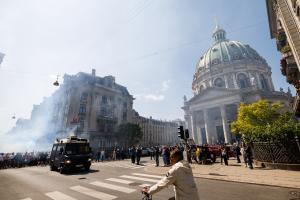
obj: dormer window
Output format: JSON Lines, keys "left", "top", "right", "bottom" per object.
{"left": 212, "top": 58, "right": 220, "bottom": 65}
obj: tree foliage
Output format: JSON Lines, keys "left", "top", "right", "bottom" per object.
{"left": 116, "top": 123, "right": 143, "bottom": 147}
{"left": 231, "top": 99, "right": 300, "bottom": 143}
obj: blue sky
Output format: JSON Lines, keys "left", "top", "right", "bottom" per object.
{"left": 0, "top": 0, "right": 292, "bottom": 136}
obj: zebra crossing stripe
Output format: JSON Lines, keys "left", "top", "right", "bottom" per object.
{"left": 120, "top": 175, "right": 160, "bottom": 183}
{"left": 20, "top": 198, "right": 32, "bottom": 200}
{"left": 106, "top": 178, "right": 134, "bottom": 184}
{"left": 70, "top": 185, "right": 117, "bottom": 200}
{"left": 90, "top": 181, "right": 136, "bottom": 193}
{"left": 45, "top": 191, "right": 77, "bottom": 200}
{"left": 139, "top": 184, "right": 151, "bottom": 188}
{"left": 132, "top": 173, "right": 164, "bottom": 179}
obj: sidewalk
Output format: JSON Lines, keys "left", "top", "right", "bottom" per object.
{"left": 144, "top": 157, "right": 300, "bottom": 189}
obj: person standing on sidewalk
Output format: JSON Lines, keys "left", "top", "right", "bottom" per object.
{"left": 142, "top": 148, "right": 200, "bottom": 200}
{"left": 241, "top": 144, "right": 248, "bottom": 167}
{"left": 100, "top": 149, "right": 105, "bottom": 162}
{"left": 245, "top": 144, "right": 253, "bottom": 169}
{"left": 221, "top": 146, "right": 228, "bottom": 166}
{"left": 154, "top": 146, "right": 160, "bottom": 167}
{"left": 235, "top": 144, "right": 241, "bottom": 163}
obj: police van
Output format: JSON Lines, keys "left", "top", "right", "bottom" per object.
{"left": 49, "top": 136, "right": 92, "bottom": 174}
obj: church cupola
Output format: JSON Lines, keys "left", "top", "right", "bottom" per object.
{"left": 212, "top": 25, "right": 226, "bottom": 43}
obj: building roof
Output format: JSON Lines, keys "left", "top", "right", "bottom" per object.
{"left": 196, "top": 25, "right": 267, "bottom": 73}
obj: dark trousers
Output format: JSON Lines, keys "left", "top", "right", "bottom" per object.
{"left": 131, "top": 155, "right": 135, "bottom": 164}
{"left": 247, "top": 156, "right": 253, "bottom": 169}
{"left": 236, "top": 155, "right": 241, "bottom": 163}
{"left": 221, "top": 155, "right": 228, "bottom": 165}
{"left": 155, "top": 156, "right": 159, "bottom": 166}
{"left": 136, "top": 156, "right": 140, "bottom": 165}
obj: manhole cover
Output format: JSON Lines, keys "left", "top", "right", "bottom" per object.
{"left": 78, "top": 177, "right": 87, "bottom": 180}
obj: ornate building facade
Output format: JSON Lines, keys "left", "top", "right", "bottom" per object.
{"left": 132, "top": 111, "right": 182, "bottom": 147}
{"left": 182, "top": 25, "right": 292, "bottom": 145}
{"left": 54, "top": 69, "right": 135, "bottom": 150}
{"left": 8, "top": 69, "right": 182, "bottom": 150}
{"left": 266, "top": 0, "right": 300, "bottom": 116}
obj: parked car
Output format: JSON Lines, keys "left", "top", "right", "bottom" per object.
{"left": 141, "top": 147, "right": 150, "bottom": 156}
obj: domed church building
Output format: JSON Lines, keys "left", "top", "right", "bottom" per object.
{"left": 182, "top": 25, "right": 292, "bottom": 145}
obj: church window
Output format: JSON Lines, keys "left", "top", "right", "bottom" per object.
{"left": 212, "top": 58, "right": 220, "bottom": 65}
{"left": 237, "top": 73, "right": 249, "bottom": 89}
{"left": 199, "top": 85, "right": 204, "bottom": 92}
{"left": 232, "top": 54, "right": 241, "bottom": 60}
{"left": 214, "top": 78, "right": 225, "bottom": 88}
{"left": 260, "top": 74, "right": 269, "bottom": 91}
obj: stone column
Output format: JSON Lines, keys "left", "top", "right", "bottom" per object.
{"left": 203, "top": 109, "right": 210, "bottom": 144}
{"left": 232, "top": 73, "right": 238, "bottom": 89}
{"left": 220, "top": 105, "right": 231, "bottom": 144}
{"left": 267, "top": 75, "right": 275, "bottom": 91}
{"left": 224, "top": 75, "right": 229, "bottom": 88}
{"left": 190, "top": 114, "right": 195, "bottom": 143}
{"left": 255, "top": 73, "right": 263, "bottom": 90}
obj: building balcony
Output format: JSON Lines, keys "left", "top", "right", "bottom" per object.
{"left": 96, "top": 112, "right": 117, "bottom": 122}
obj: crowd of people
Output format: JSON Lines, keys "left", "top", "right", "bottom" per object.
{"left": 0, "top": 152, "right": 49, "bottom": 169}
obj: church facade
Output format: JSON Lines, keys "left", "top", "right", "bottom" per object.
{"left": 182, "top": 25, "right": 292, "bottom": 145}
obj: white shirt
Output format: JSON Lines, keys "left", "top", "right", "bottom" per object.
{"left": 148, "top": 160, "right": 200, "bottom": 200}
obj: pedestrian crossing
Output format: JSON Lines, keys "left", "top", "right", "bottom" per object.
{"left": 19, "top": 172, "right": 162, "bottom": 200}
{"left": 93, "top": 160, "right": 154, "bottom": 169}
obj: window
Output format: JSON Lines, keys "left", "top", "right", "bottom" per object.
{"left": 212, "top": 58, "right": 220, "bottom": 65}
{"left": 102, "top": 96, "right": 107, "bottom": 104}
{"left": 214, "top": 78, "right": 225, "bottom": 88}
{"left": 80, "top": 92, "right": 88, "bottom": 101}
{"left": 260, "top": 74, "right": 269, "bottom": 91}
{"left": 199, "top": 85, "right": 204, "bottom": 92}
{"left": 237, "top": 73, "right": 249, "bottom": 89}
{"left": 79, "top": 105, "right": 86, "bottom": 114}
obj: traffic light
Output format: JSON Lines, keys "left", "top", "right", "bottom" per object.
{"left": 178, "top": 126, "right": 184, "bottom": 139}
{"left": 185, "top": 129, "right": 189, "bottom": 139}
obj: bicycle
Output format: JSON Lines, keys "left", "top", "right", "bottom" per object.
{"left": 141, "top": 187, "right": 152, "bottom": 200}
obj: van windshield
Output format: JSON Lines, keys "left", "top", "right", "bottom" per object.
{"left": 65, "top": 143, "right": 90, "bottom": 155}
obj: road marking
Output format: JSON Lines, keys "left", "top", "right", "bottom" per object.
{"left": 120, "top": 175, "right": 160, "bottom": 183}
{"left": 45, "top": 191, "right": 77, "bottom": 200}
{"left": 139, "top": 184, "right": 151, "bottom": 187}
{"left": 70, "top": 185, "right": 117, "bottom": 200}
{"left": 94, "top": 161, "right": 151, "bottom": 169}
{"left": 106, "top": 178, "right": 134, "bottom": 184}
{"left": 90, "top": 181, "right": 136, "bottom": 193}
{"left": 20, "top": 198, "right": 32, "bottom": 200}
{"left": 132, "top": 173, "right": 164, "bottom": 179}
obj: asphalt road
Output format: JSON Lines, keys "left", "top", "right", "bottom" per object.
{"left": 0, "top": 160, "right": 298, "bottom": 200}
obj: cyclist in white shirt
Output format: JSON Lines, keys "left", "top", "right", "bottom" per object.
{"left": 142, "top": 148, "right": 200, "bottom": 200}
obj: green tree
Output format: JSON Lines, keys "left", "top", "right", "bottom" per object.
{"left": 231, "top": 99, "right": 300, "bottom": 143}
{"left": 116, "top": 123, "right": 143, "bottom": 147}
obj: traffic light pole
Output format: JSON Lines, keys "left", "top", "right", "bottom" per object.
{"left": 177, "top": 126, "right": 190, "bottom": 162}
